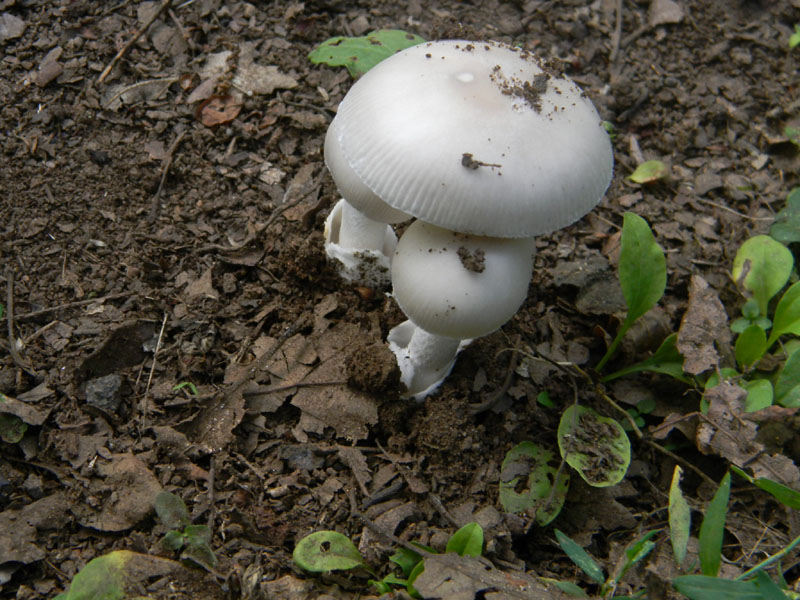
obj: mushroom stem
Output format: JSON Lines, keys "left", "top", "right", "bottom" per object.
{"left": 324, "top": 199, "right": 398, "bottom": 287}
{"left": 387, "top": 320, "right": 470, "bottom": 400}
{"left": 337, "top": 199, "right": 390, "bottom": 252}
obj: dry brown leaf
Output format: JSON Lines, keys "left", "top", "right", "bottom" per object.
{"left": 72, "top": 453, "right": 162, "bottom": 531}
{"left": 697, "top": 382, "right": 800, "bottom": 487}
{"left": 195, "top": 94, "right": 242, "bottom": 127}
{"left": 677, "top": 275, "right": 730, "bottom": 375}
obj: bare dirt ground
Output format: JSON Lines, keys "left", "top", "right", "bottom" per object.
{"left": 2, "top": 0, "right": 800, "bottom": 598}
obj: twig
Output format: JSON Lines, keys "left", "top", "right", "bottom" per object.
{"left": 5, "top": 271, "right": 39, "bottom": 378}
{"left": 148, "top": 129, "right": 187, "bottom": 223}
{"left": 140, "top": 312, "right": 168, "bottom": 431}
{"left": 15, "top": 292, "right": 132, "bottom": 320}
{"left": 97, "top": 0, "right": 173, "bottom": 84}
{"left": 695, "top": 197, "right": 773, "bottom": 222}
{"left": 608, "top": 0, "right": 623, "bottom": 63}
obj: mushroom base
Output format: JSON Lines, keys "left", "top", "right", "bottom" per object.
{"left": 324, "top": 199, "right": 398, "bottom": 287}
{"left": 387, "top": 320, "right": 471, "bottom": 400}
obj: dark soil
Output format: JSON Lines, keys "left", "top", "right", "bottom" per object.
{"left": 2, "top": 0, "right": 800, "bottom": 598}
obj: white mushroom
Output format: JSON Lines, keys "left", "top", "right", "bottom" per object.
{"left": 388, "top": 221, "right": 535, "bottom": 398}
{"left": 325, "top": 40, "right": 614, "bottom": 397}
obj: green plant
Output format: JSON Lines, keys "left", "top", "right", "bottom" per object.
{"left": 627, "top": 160, "right": 668, "bottom": 184}
{"left": 293, "top": 522, "right": 483, "bottom": 597}
{"left": 790, "top": 25, "right": 800, "bottom": 49}
{"left": 154, "top": 491, "right": 217, "bottom": 568}
{"left": 308, "top": 30, "right": 425, "bottom": 78}
{"left": 172, "top": 381, "right": 199, "bottom": 395}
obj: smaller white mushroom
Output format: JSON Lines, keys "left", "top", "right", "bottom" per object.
{"left": 323, "top": 118, "right": 410, "bottom": 287}
{"left": 388, "top": 220, "right": 535, "bottom": 399}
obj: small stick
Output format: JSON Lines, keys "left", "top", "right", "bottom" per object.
{"left": 140, "top": 312, "right": 168, "bottom": 431}
{"left": 15, "top": 292, "right": 131, "bottom": 320}
{"left": 5, "top": 271, "right": 39, "bottom": 378}
{"left": 148, "top": 129, "right": 187, "bottom": 223}
{"left": 97, "top": 0, "right": 173, "bottom": 85}
{"left": 609, "top": 0, "right": 623, "bottom": 63}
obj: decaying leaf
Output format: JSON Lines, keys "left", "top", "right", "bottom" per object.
{"left": 697, "top": 382, "right": 800, "bottom": 487}
{"left": 0, "top": 493, "right": 69, "bottom": 568}
{"left": 677, "top": 275, "right": 730, "bottom": 375}
{"left": 71, "top": 453, "right": 162, "bottom": 531}
{"left": 413, "top": 553, "right": 569, "bottom": 600}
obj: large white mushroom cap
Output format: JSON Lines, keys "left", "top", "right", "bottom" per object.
{"left": 331, "top": 40, "right": 614, "bottom": 238}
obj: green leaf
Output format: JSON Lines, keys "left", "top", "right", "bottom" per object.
{"left": 554, "top": 529, "right": 605, "bottom": 584}
{"left": 698, "top": 472, "right": 731, "bottom": 577}
{"left": 536, "top": 390, "right": 555, "bottom": 408}
{"left": 731, "top": 465, "right": 800, "bottom": 509}
{"left": 669, "top": 466, "right": 691, "bottom": 565}
{"left": 673, "top": 575, "right": 763, "bottom": 600}
{"left": 600, "top": 333, "right": 689, "bottom": 383}
{"left": 768, "top": 281, "right": 800, "bottom": 348}
{"left": 308, "top": 30, "right": 425, "bottom": 78}
{"left": 154, "top": 491, "right": 191, "bottom": 530}
{"left": 742, "top": 379, "right": 773, "bottom": 412}
{"left": 389, "top": 546, "right": 424, "bottom": 578}
{"left": 407, "top": 560, "right": 425, "bottom": 599}
{"left": 446, "top": 522, "right": 483, "bottom": 557}
{"left": 775, "top": 350, "right": 800, "bottom": 407}
{"left": 161, "top": 530, "right": 186, "bottom": 552}
{"left": 557, "top": 405, "right": 631, "bottom": 487}
{"left": 754, "top": 569, "right": 787, "bottom": 600}
{"left": 596, "top": 213, "right": 666, "bottom": 371}
{"left": 182, "top": 537, "right": 218, "bottom": 569}
{"left": 732, "top": 236, "right": 793, "bottom": 319}
{"left": 615, "top": 531, "right": 657, "bottom": 582}
{"left": 770, "top": 187, "right": 800, "bottom": 243}
{"left": 0, "top": 413, "right": 28, "bottom": 443}
{"left": 498, "top": 441, "right": 569, "bottom": 525}
{"left": 183, "top": 524, "right": 211, "bottom": 544}
{"left": 628, "top": 160, "right": 667, "bottom": 184}
{"left": 735, "top": 325, "right": 768, "bottom": 370}
{"left": 792, "top": 25, "right": 800, "bottom": 49}
{"left": 539, "top": 577, "right": 590, "bottom": 597}
{"left": 58, "top": 551, "right": 128, "bottom": 600}
{"left": 292, "top": 531, "right": 367, "bottom": 572}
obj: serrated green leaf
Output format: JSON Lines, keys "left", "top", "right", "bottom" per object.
{"left": 154, "top": 491, "right": 191, "bottom": 530}
{"left": 775, "top": 350, "right": 800, "bottom": 408}
{"left": 308, "top": 30, "right": 425, "bottom": 77}
{"left": 770, "top": 188, "right": 800, "bottom": 243}
{"left": 735, "top": 324, "right": 768, "bottom": 370}
{"left": 498, "top": 441, "right": 569, "bottom": 525}
{"left": 669, "top": 466, "right": 691, "bottom": 565}
{"left": 628, "top": 160, "right": 667, "bottom": 184}
{"left": 698, "top": 472, "right": 731, "bottom": 577}
{"left": 557, "top": 405, "right": 631, "bottom": 487}
{"left": 769, "top": 281, "right": 800, "bottom": 349}
{"left": 554, "top": 529, "right": 605, "bottom": 584}
{"left": 673, "top": 575, "right": 762, "bottom": 600}
{"left": 292, "top": 531, "right": 366, "bottom": 572}
{"left": 742, "top": 378, "right": 773, "bottom": 412}
{"left": 732, "top": 236, "right": 793, "bottom": 319}
{"left": 600, "top": 333, "right": 689, "bottom": 383}
{"left": 446, "top": 522, "right": 483, "bottom": 557}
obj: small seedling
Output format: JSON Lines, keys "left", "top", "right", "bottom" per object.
{"left": 155, "top": 491, "right": 217, "bottom": 569}
{"left": 627, "top": 159, "right": 667, "bottom": 184}
{"left": 790, "top": 25, "right": 800, "bottom": 49}
{"left": 293, "top": 522, "right": 484, "bottom": 597}
{"left": 308, "top": 30, "right": 425, "bottom": 78}
{"left": 173, "top": 381, "right": 199, "bottom": 396}
{"left": 498, "top": 441, "right": 569, "bottom": 524}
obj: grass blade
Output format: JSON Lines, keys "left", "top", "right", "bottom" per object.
{"left": 668, "top": 466, "right": 691, "bottom": 565}
{"left": 554, "top": 529, "right": 605, "bottom": 584}
{"left": 698, "top": 472, "right": 731, "bottom": 577}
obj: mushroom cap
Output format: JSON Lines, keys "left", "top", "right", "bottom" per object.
{"left": 332, "top": 40, "right": 613, "bottom": 238}
{"left": 391, "top": 220, "right": 535, "bottom": 339}
{"left": 324, "top": 118, "right": 411, "bottom": 224}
